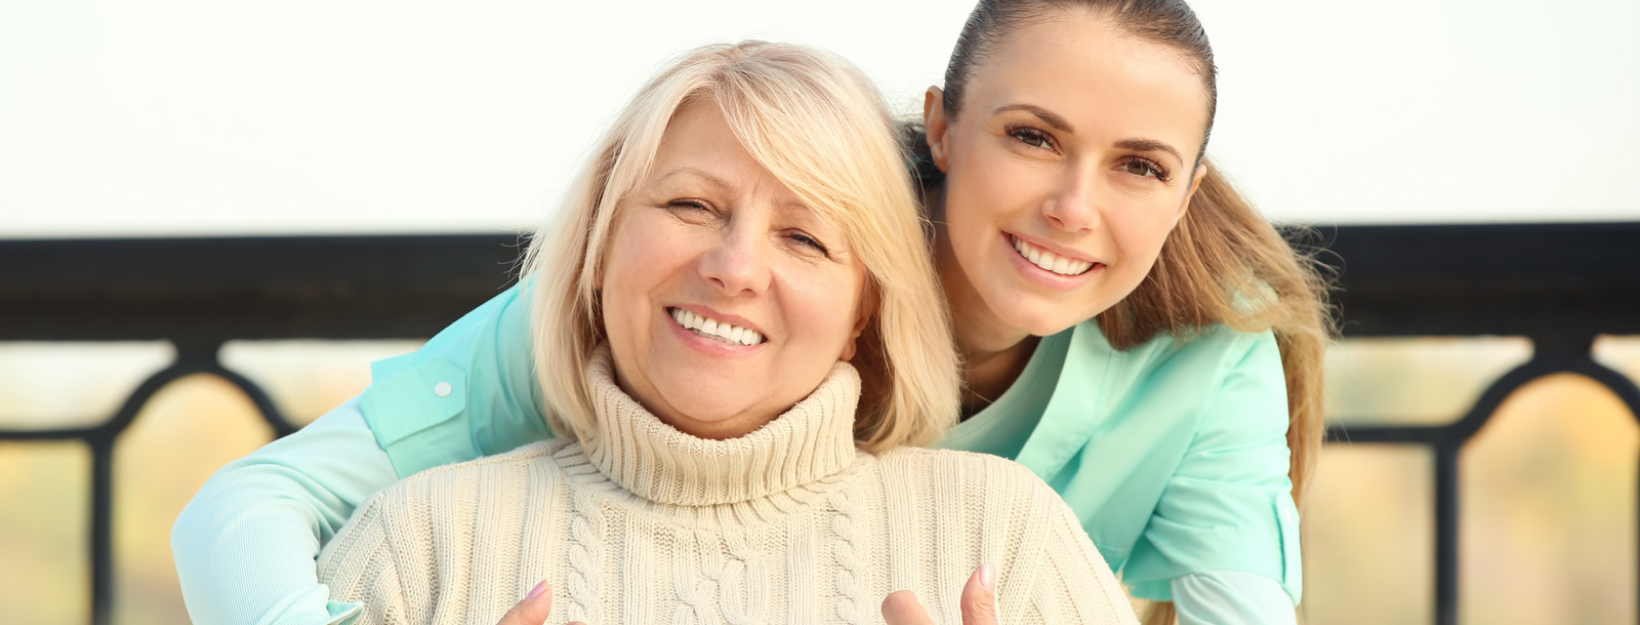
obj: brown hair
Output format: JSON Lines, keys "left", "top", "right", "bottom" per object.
{"left": 927, "top": 1, "right": 1332, "bottom": 620}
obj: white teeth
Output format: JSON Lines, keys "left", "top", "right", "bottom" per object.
{"left": 669, "top": 308, "right": 763, "bottom": 346}
{"left": 1012, "top": 236, "right": 1095, "bottom": 276}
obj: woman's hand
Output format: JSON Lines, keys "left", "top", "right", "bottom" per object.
{"left": 495, "top": 581, "right": 588, "bottom": 625}
{"left": 881, "top": 564, "right": 999, "bottom": 625}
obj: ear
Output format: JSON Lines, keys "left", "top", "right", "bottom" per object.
{"left": 1177, "top": 161, "right": 1209, "bottom": 225}
{"left": 839, "top": 284, "right": 880, "bottom": 362}
{"left": 922, "top": 87, "right": 953, "bottom": 173}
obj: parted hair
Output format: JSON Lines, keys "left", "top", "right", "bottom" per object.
{"left": 521, "top": 41, "right": 962, "bottom": 452}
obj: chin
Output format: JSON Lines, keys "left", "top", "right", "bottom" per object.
{"left": 985, "top": 292, "right": 1089, "bottom": 337}
{"left": 658, "top": 384, "right": 746, "bottom": 420}
{"left": 1016, "top": 314, "right": 1084, "bottom": 338}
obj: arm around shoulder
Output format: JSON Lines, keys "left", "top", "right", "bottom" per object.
{"left": 172, "top": 398, "right": 400, "bottom": 625}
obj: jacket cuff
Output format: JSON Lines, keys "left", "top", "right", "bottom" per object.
{"left": 323, "top": 600, "right": 362, "bottom": 625}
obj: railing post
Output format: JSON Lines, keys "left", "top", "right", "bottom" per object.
{"left": 1434, "top": 441, "right": 1460, "bottom": 625}
{"left": 88, "top": 433, "right": 114, "bottom": 625}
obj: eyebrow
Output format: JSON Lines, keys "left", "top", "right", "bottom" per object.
{"left": 996, "top": 104, "right": 1186, "bottom": 163}
{"left": 654, "top": 167, "right": 734, "bottom": 191}
{"left": 994, "top": 103, "right": 1075, "bottom": 133}
{"left": 652, "top": 166, "right": 814, "bottom": 212}
{"left": 1114, "top": 138, "right": 1183, "bottom": 163}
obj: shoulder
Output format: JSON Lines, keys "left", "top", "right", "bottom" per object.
{"left": 1079, "top": 321, "right": 1282, "bottom": 417}
{"left": 873, "top": 447, "right": 1067, "bottom": 511}
{"left": 370, "top": 439, "right": 569, "bottom": 508}
{"left": 331, "top": 440, "right": 570, "bottom": 566}
{"left": 874, "top": 448, "right": 1131, "bottom": 620}
{"left": 397, "top": 439, "right": 566, "bottom": 484}
{"left": 320, "top": 439, "right": 573, "bottom": 610}
{"left": 1183, "top": 322, "right": 1275, "bottom": 357}
{"left": 1090, "top": 320, "right": 1273, "bottom": 377}
{"left": 874, "top": 445, "right": 1033, "bottom": 473}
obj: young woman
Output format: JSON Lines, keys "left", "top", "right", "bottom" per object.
{"left": 174, "top": 1, "right": 1328, "bottom": 624}
{"left": 316, "top": 40, "right": 1135, "bottom": 625}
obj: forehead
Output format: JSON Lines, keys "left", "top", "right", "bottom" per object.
{"left": 651, "top": 100, "right": 763, "bottom": 181}
{"left": 645, "top": 100, "right": 830, "bottom": 219}
{"left": 969, "top": 13, "right": 1211, "bottom": 154}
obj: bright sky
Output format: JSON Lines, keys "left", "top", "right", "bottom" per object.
{"left": 3, "top": 0, "right": 1637, "bottom": 238}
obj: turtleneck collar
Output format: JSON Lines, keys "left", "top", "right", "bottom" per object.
{"left": 580, "top": 347, "right": 863, "bottom": 506}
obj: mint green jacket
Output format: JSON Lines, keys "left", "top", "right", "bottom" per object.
{"left": 173, "top": 284, "right": 1301, "bottom": 625}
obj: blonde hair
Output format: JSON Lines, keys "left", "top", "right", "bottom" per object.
{"left": 522, "top": 41, "right": 961, "bottom": 452}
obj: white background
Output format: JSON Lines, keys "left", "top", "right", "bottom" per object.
{"left": 4, "top": 0, "right": 1638, "bottom": 238}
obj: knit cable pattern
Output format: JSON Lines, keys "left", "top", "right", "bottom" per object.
{"left": 557, "top": 444, "right": 607, "bottom": 625}
{"left": 317, "top": 352, "right": 1140, "bottom": 625}
{"left": 829, "top": 487, "right": 868, "bottom": 625}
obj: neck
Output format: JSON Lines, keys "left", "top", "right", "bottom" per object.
{"left": 610, "top": 365, "right": 775, "bottom": 441}
{"left": 581, "top": 347, "right": 863, "bottom": 506}
{"left": 931, "top": 187, "right": 1038, "bottom": 410}
{"left": 955, "top": 317, "right": 1038, "bottom": 411}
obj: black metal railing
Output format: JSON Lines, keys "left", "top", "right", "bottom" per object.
{"left": 1313, "top": 222, "right": 1640, "bottom": 625}
{"left": 2, "top": 223, "right": 1638, "bottom": 625}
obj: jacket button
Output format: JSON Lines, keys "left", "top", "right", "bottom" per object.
{"left": 434, "top": 381, "right": 452, "bottom": 397}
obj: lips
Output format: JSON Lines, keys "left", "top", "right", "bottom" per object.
{"left": 1009, "top": 235, "right": 1096, "bottom": 276}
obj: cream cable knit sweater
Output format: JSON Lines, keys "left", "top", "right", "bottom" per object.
{"left": 318, "top": 350, "right": 1138, "bottom": 625}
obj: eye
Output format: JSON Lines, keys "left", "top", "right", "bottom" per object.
{"left": 1005, "top": 124, "right": 1057, "bottom": 151}
{"left": 1118, "top": 157, "right": 1172, "bottom": 182}
{"left": 788, "top": 231, "right": 831, "bottom": 257}
{"left": 666, "top": 199, "right": 719, "bottom": 222}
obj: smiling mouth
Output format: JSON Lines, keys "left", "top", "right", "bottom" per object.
{"left": 1010, "top": 235, "right": 1097, "bottom": 276}
{"left": 669, "top": 307, "right": 765, "bottom": 346}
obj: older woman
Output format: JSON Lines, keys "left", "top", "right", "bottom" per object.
{"left": 313, "top": 42, "right": 1135, "bottom": 625}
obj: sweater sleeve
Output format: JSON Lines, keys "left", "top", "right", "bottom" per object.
{"left": 172, "top": 399, "right": 399, "bottom": 625}
{"left": 1011, "top": 500, "right": 1142, "bottom": 625}
{"left": 316, "top": 494, "right": 415, "bottom": 625}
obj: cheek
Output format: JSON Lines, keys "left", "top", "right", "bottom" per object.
{"left": 781, "top": 268, "right": 864, "bottom": 348}
{"left": 948, "top": 155, "right": 1040, "bottom": 236}
{"left": 1108, "top": 203, "right": 1178, "bottom": 273}
{"left": 600, "top": 218, "right": 686, "bottom": 331}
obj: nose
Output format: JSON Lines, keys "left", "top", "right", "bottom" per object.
{"left": 697, "top": 221, "right": 772, "bottom": 297}
{"left": 1040, "top": 167, "right": 1102, "bottom": 232}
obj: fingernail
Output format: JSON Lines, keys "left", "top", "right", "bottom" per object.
{"left": 979, "top": 564, "right": 995, "bottom": 591}
{"left": 526, "top": 580, "right": 548, "bottom": 600}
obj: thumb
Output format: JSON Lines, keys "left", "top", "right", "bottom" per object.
{"left": 496, "top": 580, "right": 553, "bottom": 625}
{"left": 960, "top": 564, "right": 999, "bottom": 625}
{"left": 882, "top": 589, "right": 937, "bottom": 625}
